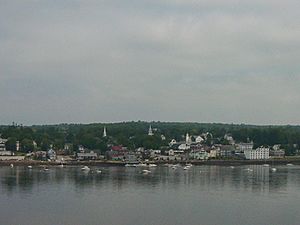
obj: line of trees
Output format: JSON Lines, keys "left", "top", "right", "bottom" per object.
{"left": 1, "top": 122, "right": 300, "bottom": 155}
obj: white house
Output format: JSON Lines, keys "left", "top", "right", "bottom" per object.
{"left": 244, "top": 147, "right": 269, "bottom": 160}
{"left": 169, "top": 139, "right": 177, "bottom": 146}
{"left": 195, "top": 136, "right": 204, "bottom": 143}
{"left": 178, "top": 143, "right": 190, "bottom": 151}
{"left": 236, "top": 142, "right": 254, "bottom": 152}
{"left": 0, "top": 138, "right": 7, "bottom": 151}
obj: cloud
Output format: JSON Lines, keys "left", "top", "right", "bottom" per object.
{"left": 0, "top": 0, "right": 299, "bottom": 125}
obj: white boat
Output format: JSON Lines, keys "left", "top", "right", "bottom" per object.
{"left": 28, "top": 165, "right": 33, "bottom": 169}
{"left": 125, "top": 163, "right": 138, "bottom": 167}
{"left": 246, "top": 168, "right": 253, "bottom": 172}
{"left": 81, "top": 166, "right": 90, "bottom": 171}
{"left": 286, "top": 163, "right": 293, "bottom": 166}
{"left": 263, "top": 164, "right": 270, "bottom": 167}
{"left": 137, "top": 163, "right": 147, "bottom": 167}
{"left": 230, "top": 166, "right": 235, "bottom": 169}
{"left": 183, "top": 166, "right": 190, "bottom": 170}
{"left": 171, "top": 165, "right": 177, "bottom": 170}
{"left": 186, "top": 163, "right": 193, "bottom": 167}
{"left": 43, "top": 167, "right": 49, "bottom": 171}
{"left": 271, "top": 167, "right": 277, "bottom": 172}
{"left": 10, "top": 164, "right": 14, "bottom": 168}
{"left": 148, "top": 164, "right": 157, "bottom": 167}
{"left": 142, "top": 169, "right": 151, "bottom": 174}
{"left": 96, "top": 169, "right": 102, "bottom": 174}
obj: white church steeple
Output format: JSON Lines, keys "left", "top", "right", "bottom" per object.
{"left": 148, "top": 125, "right": 154, "bottom": 136}
{"left": 103, "top": 126, "right": 107, "bottom": 137}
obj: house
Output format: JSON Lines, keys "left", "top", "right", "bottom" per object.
{"left": 35, "top": 151, "right": 47, "bottom": 160}
{"left": 150, "top": 149, "right": 161, "bottom": 158}
{"left": 77, "top": 151, "right": 98, "bottom": 160}
{"left": 0, "top": 138, "right": 7, "bottom": 151}
{"left": 189, "top": 150, "right": 209, "bottom": 160}
{"left": 244, "top": 147, "right": 270, "bottom": 160}
{"left": 195, "top": 136, "right": 204, "bottom": 143}
{"left": 47, "top": 148, "right": 57, "bottom": 161}
{"left": 107, "top": 145, "right": 128, "bottom": 161}
{"left": 270, "top": 149, "right": 285, "bottom": 158}
{"left": 169, "top": 139, "right": 177, "bottom": 146}
{"left": 125, "top": 152, "right": 139, "bottom": 163}
{"left": 178, "top": 143, "right": 190, "bottom": 151}
{"left": 224, "top": 134, "right": 235, "bottom": 145}
{"left": 236, "top": 141, "right": 254, "bottom": 153}
{"left": 220, "top": 145, "right": 235, "bottom": 158}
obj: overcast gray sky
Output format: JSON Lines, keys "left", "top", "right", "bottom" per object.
{"left": 0, "top": 0, "right": 299, "bottom": 125}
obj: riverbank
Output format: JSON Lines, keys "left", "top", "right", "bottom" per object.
{"left": 1, "top": 158, "right": 300, "bottom": 166}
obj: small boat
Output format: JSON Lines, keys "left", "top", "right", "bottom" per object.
{"left": 28, "top": 165, "right": 33, "bottom": 169}
{"left": 186, "top": 163, "right": 193, "bottom": 167}
{"left": 81, "top": 166, "right": 90, "bottom": 171}
{"left": 137, "top": 163, "right": 147, "bottom": 167}
{"left": 148, "top": 164, "right": 157, "bottom": 167}
{"left": 10, "top": 164, "right": 14, "bottom": 168}
{"left": 125, "top": 163, "right": 138, "bottom": 167}
{"left": 171, "top": 165, "right": 177, "bottom": 170}
{"left": 263, "top": 164, "right": 270, "bottom": 167}
{"left": 43, "top": 167, "right": 49, "bottom": 171}
{"left": 142, "top": 169, "right": 151, "bottom": 174}
{"left": 96, "top": 169, "right": 102, "bottom": 174}
{"left": 246, "top": 168, "right": 253, "bottom": 172}
{"left": 271, "top": 167, "right": 277, "bottom": 172}
{"left": 230, "top": 166, "right": 235, "bottom": 169}
{"left": 183, "top": 166, "right": 190, "bottom": 170}
{"left": 286, "top": 163, "right": 293, "bottom": 166}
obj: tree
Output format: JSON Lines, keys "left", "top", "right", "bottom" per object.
{"left": 5, "top": 137, "right": 17, "bottom": 151}
{"left": 21, "top": 138, "right": 34, "bottom": 153}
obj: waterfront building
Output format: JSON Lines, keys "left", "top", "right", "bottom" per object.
{"left": 220, "top": 145, "right": 235, "bottom": 158}
{"left": 0, "top": 138, "right": 7, "bottom": 151}
{"left": 270, "top": 149, "right": 285, "bottom": 158}
{"left": 47, "top": 148, "right": 57, "bottom": 161}
{"left": 236, "top": 141, "right": 254, "bottom": 153}
{"left": 189, "top": 150, "right": 209, "bottom": 160}
{"left": 178, "top": 143, "right": 190, "bottom": 151}
{"left": 77, "top": 151, "right": 98, "bottom": 160}
{"left": 16, "top": 141, "right": 20, "bottom": 151}
{"left": 244, "top": 147, "right": 270, "bottom": 160}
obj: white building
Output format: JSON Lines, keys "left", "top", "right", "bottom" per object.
{"left": 0, "top": 138, "right": 7, "bottom": 151}
{"left": 103, "top": 127, "right": 107, "bottom": 137}
{"left": 169, "top": 139, "right": 177, "bottom": 146}
{"left": 244, "top": 147, "right": 269, "bottom": 160}
{"left": 224, "top": 134, "right": 235, "bottom": 145}
{"left": 195, "top": 136, "right": 204, "bottom": 143}
{"left": 178, "top": 143, "right": 190, "bottom": 150}
{"left": 148, "top": 125, "right": 154, "bottom": 136}
{"left": 185, "top": 133, "right": 192, "bottom": 145}
{"left": 236, "top": 141, "right": 254, "bottom": 152}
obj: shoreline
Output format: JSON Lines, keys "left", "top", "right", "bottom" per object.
{"left": 1, "top": 158, "right": 300, "bottom": 166}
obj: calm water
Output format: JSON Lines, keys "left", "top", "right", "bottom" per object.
{"left": 1, "top": 164, "right": 300, "bottom": 225}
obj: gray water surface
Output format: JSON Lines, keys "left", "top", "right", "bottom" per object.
{"left": 1, "top": 165, "right": 300, "bottom": 225}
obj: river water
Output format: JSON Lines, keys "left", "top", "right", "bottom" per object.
{"left": 0, "top": 164, "right": 300, "bottom": 225}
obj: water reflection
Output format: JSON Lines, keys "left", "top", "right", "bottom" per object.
{"left": 0, "top": 165, "right": 299, "bottom": 195}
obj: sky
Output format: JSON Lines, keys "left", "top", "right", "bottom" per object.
{"left": 0, "top": 0, "right": 300, "bottom": 125}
